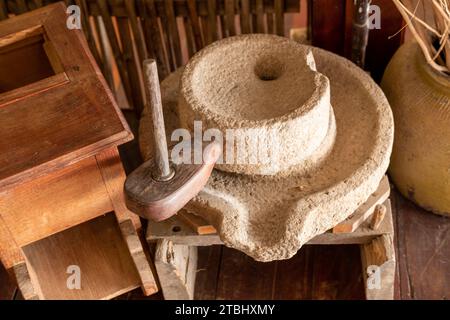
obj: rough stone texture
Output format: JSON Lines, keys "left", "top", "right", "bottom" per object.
{"left": 178, "top": 35, "right": 336, "bottom": 175}
{"left": 140, "top": 35, "right": 394, "bottom": 262}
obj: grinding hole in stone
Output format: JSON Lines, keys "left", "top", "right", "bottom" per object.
{"left": 172, "top": 226, "right": 181, "bottom": 233}
{"left": 254, "top": 57, "right": 285, "bottom": 81}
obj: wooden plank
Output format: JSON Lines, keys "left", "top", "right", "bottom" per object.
{"left": 97, "top": 0, "right": 134, "bottom": 104}
{"left": 216, "top": 246, "right": 277, "bottom": 299}
{"left": 75, "top": 0, "right": 103, "bottom": 70}
{"left": 224, "top": 0, "right": 236, "bottom": 36}
{"left": 310, "top": 0, "right": 346, "bottom": 55}
{"left": 179, "top": 211, "right": 217, "bottom": 235}
{"left": 154, "top": 239, "right": 197, "bottom": 300}
{"left": 274, "top": 0, "right": 284, "bottom": 36}
{"left": 272, "top": 246, "right": 314, "bottom": 299}
{"left": 370, "top": 204, "right": 387, "bottom": 230}
{"left": 206, "top": 0, "right": 217, "bottom": 43}
{"left": 255, "top": 0, "right": 265, "bottom": 33}
{"left": 147, "top": 198, "right": 394, "bottom": 246}
{"left": 311, "top": 245, "right": 366, "bottom": 299}
{"left": 187, "top": 0, "right": 203, "bottom": 50}
{"left": 164, "top": 0, "right": 183, "bottom": 68}
{"left": 361, "top": 234, "right": 395, "bottom": 300}
{"left": 119, "top": 219, "right": 158, "bottom": 296}
{"left": 240, "top": 0, "right": 251, "bottom": 34}
{"left": 194, "top": 245, "right": 222, "bottom": 300}
{"left": 22, "top": 213, "right": 142, "bottom": 300}
{"left": 147, "top": 215, "right": 223, "bottom": 246}
{"left": 394, "top": 189, "right": 450, "bottom": 299}
{"left": 0, "top": 0, "right": 7, "bottom": 20}
{"left": 333, "top": 176, "right": 390, "bottom": 233}
{"left": 0, "top": 214, "right": 24, "bottom": 269}
{"left": 95, "top": 147, "right": 141, "bottom": 229}
{"left": 0, "top": 156, "right": 114, "bottom": 247}
{"left": 184, "top": 16, "right": 196, "bottom": 57}
{"left": 81, "top": 0, "right": 301, "bottom": 18}
{"left": 13, "top": 262, "right": 40, "bottom": 300}
{"left": 116, "top": 17, "right": 144, "bottom": 114}
{"left": 143, "top": 0, "right": 169, "bottom": 78}
{"left": 0, "top": 262, "right": 17, "bottom": 300}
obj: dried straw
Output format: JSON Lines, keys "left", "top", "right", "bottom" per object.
{"left": 393, "top": 0, "right": 450, "bottom": 74}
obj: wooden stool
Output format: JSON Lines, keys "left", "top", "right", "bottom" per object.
{"left": 0, "top": 4, "right": 156, "bottom": 299}
{"left": 147, "top": 176, "right": 395, "bottom": 300}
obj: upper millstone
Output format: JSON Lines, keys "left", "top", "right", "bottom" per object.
{"left": 178, "top": 34, "right": 336, "bottom": 175}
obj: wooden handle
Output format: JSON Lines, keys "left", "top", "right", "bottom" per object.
{"left": 143, "top": 59, "right": 173, "bottom": 180}
{"left": 125, "top": 141, "right": 222, "bottom": 221}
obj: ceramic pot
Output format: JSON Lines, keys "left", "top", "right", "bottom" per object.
{"left": 382, "top": 41, "right": 450, "bottom": 216}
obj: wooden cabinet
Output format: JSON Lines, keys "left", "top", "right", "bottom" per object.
{"left": 0, "top": 3, "right": 157, "bottom": 299}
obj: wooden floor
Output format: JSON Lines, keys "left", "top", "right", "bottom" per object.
{"left": 1, "top": 111, "right": 449, "bottom": 300}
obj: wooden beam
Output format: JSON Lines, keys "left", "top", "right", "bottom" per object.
{"left": 154, "top": 239, "right": 197, "bottom": 300}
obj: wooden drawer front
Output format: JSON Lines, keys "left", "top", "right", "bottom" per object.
{"left": 0, "top": 156, "right": 113, "bottom": 246}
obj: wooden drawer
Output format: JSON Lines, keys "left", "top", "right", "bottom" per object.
{"left": 0, "top": 156, "right": 113, "bottom": 247}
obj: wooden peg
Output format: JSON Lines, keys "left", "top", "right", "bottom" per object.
{"left": 124, "top": 59, "right": 221, "bottom": 222}
{"left": 370, "top": 204, "right": 387, "bottom": 230}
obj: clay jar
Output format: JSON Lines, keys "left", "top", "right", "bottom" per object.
{"left": 382, "top": 42, "right": 450, "bottom": 216}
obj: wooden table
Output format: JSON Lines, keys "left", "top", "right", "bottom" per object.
{"left": 0, "top": 3, "right": 156, "bottom": 300}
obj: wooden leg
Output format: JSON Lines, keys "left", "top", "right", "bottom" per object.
{"left": 119, "top": 219, "right": 158, "bottom": 296}
{"left": 13, "top": 261, "right": 42, "bottom": 300}
{"left": 360, "top": 234, "right": 396, "bottom": 300}
{"left": 154, "top": 239, "right": 197, "bottom": 300}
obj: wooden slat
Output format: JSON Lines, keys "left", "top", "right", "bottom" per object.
{"left": 0, "top": 263, "right": 16, "bottom": 300}
{"left": 164, "top": 0, "right": 183, "bottom": 68}
{"left": 119, "top": 219, "right": 158, "bottom": 296}
{"left": 76, "top": 0, "right": 103, "bottom": 70}
{"left": 178, "top": 211, "right": 217, "bottom": 235}
{"left": 95, "top": 147, "right": 141, "bottom": 229}
{"left": 0, "top": 0, "right": 8, "bottom": 20}
{"left": 92, "top": 15, "right": 114, "bottom": 87}
{"left": 333, "top": 176, "right": 390, "bottom": 233}
{"left": 311, "top": 245, "right": 366, "bottom": 299}
{"left": 216, "top": 246, "right": 277, "bottom": 299}
{"left": 14, "top": 0, "right": 28, "bottom": 13}
{"left": 158, "top": 1, "right": 175, "bottom": 71}
{"left": 187, "top": 0, "right": 203, "bottom": 50}
{"left": 393, "top": 189, "right": 450, "bottom": 299}
{"left": 206, "top": 0, "right": 217, "bottom": 44}
{"left": 267, "top": 11, "right": 274, "bottom": 34}
{"left": 361, "top": 234, "right": 395, "bottom": 300}
{"left": 147, "top": 199, "right": 394, "bottom": 246}
{"left": 143, "top": 0, "right": 169, "bottom": 78}
{"left": 194, "top": 246, "right": 222, "bottom": 300}
{"left": 272, "top": 246, "right": 314, "bottom": 299}
{"left": 124, "top": 0, "right": 148, "bottom": 62}
{"left": 184, "top": 16, "right": 196, "bottom": 57}
{"left": 97, "top": 0, "right": 133, "bottom": 102}
{"left": 274, "top": 0, "right": 284, "bottom": 36}
{"left": 81, "top": 0, "right": 301, "bottom": 18}
{"left": 13, "top": 262, "right": 40, "bottom": 300}
{"left": 224, "top": 0, "right": 235, "bottom": 36}
{"left": 116, "top": 17, "right": 144, "bottom": 114}
{"left": 154, "top": 239, "right": 197, "bottom": 300}
{"left": 240, "top": 0, "right": 251, "bottom": 34}
{"left": 0, "top": 214, "right": 23, "bottom": 269}
{"left": 255, "top": 0, "right": 265, "bottom": 33}
{"left": 310, "top": 0, "right": 346, "bottom": 55}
